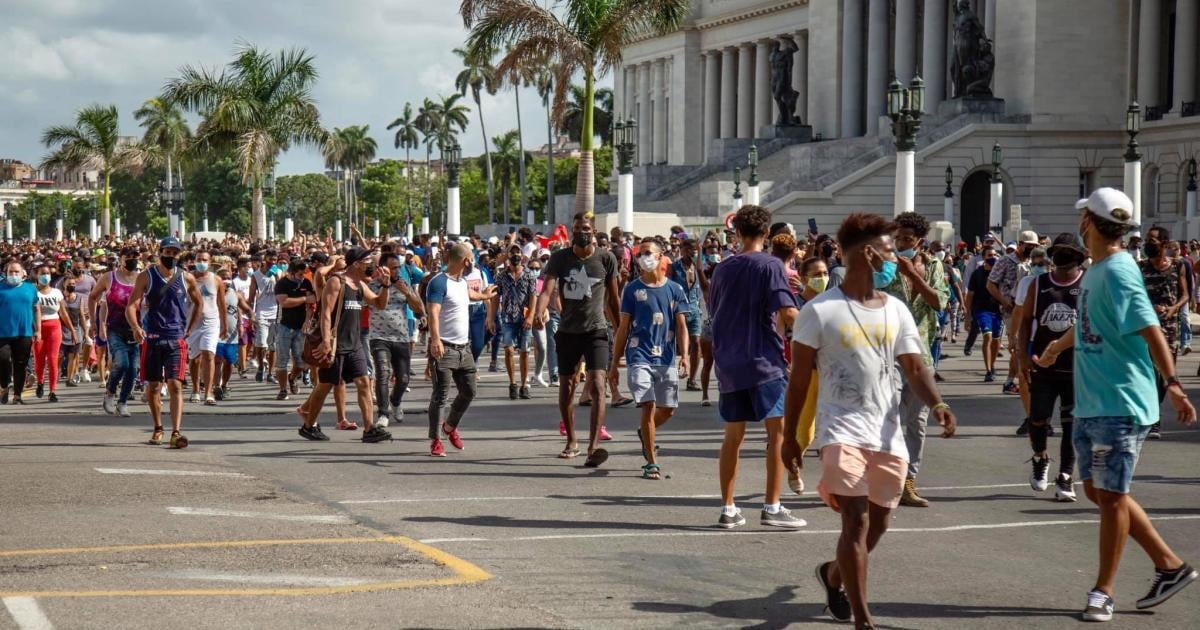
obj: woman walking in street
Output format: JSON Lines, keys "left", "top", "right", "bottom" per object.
{"left": 34, "top": 265, "right": 77, "bottom": 403}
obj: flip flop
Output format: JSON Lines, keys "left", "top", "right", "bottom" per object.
{"left": 578, "top": 399, "right": 592, "bottom": 407}
{"left": 558, "top": 446, "right": 580, "bottom": 459}
{"left": 584, "top": 448, "right": 609, "bottom": 468}
{"left": 612, "top": 397, "right": 635, "bottom": 408}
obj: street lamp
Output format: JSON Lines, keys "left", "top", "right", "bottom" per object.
{"left": 445, "top": 142, "right": 462, "bottom": 236}
{"left": 991, "top": 142, "right": 1003, "bottom": 183}
{"left": 202, "top": 203, "right": 210, "bottom": 233}
{"left": 888, "top": 75, "right": 925, "bottom": 215}
{"left": 746, "top": 144, "right": 761, "bottom": 206}
{"left": 264, "top": 170, "right": 276, "bottom": 240}
{"left": 55, "top": 198, "right": 65, "bottom": 242}
{"left": 28, "top": 197, "right": 37, "bottom": 241}
{"left": 1123, "top": 101, "right": 1143, "bottom": 229}
{"left": 943, "top": 166, "right": 955, "bottom": 224}
{"left": 421, "top": 197, "right": 431, "bottom": 235}
{"left": 90, "top": 196, "right": 98, "bottom": 240}
{"left": 989, "top": 142, "right": 1004, "bottom": 233}
{"left": 615, "top": 117, "right": 637, "bottom": 232}
{"left": 732, "top": 165, "right": 743, "bottom": 210}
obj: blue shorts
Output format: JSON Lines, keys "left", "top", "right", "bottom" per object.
{"left": 718, "top": 377, "right": 788, "bottom": 422}
{"left": 1073, "top": 416, "right": 1152, "bottom": 494}
{"left": 974, "top": 311, "right": 1002, "bottom": 337}
{"left": 684, "top": 312, "right": 702, "bottom": 338}
{"left": 500, "top": 321, "right": 532, "bottom": 351}
{"left": 216, "top": 342, "right": 239, "bottom": 365}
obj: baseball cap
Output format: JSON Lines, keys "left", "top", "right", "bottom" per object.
{"left": 1075, "top": 187, "right": 1137, "bottom": 226}
{"left": 983, "top": 232, "right": 998, "bottom": 243}
{"left": 1019, "top": 230, "right": 1039, "bottom": 245}
{"left": 487, "top": 236, "right": 499, "bottom": 245}
{"left": 159, "top": 237, "right": 182, "bottom": 251}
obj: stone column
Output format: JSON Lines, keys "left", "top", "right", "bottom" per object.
{"left": 983, "top": 0, "right": 997, "bottom": 41}
{"left": 754, "top": 39, "right": 773, "bottom": 134}
{"left": 652, "top": 58, "right": 667, "bottom": 164}
{"left": 922, "top": 0, "right": 949, "bottom": 110}
{"left": 841, "top": 0, "right": 865, "bottom": 138}
{"left": 612, "top": 64, "right": 625, "bottom": 121}
{"left": 625, "top": 67, "right": 637, "bottom": 120}
{"left": 737, "top": 42, "right": 755, "bottom": 138}
{"left": 704, "top": 50, "right": 721, "bottom": 156}
{"left": 1173, "top": 0, "right": 1197, "bottom": 111}
{"left": 1137, "top": 0, "right": 1162, "bottom": 107}
{"left": 866, "top": 0, "right": 889, "bottom": 135}
{"left": 895, "top": 0, "right": 918, "bottom": 83}
{"left": 638, "top": 61, "right": 652, "bottom": 165}
{"left": 793, "top": 31, "right": 809, "bottom": 123}
{"left": 721, "top": 47, "right": 738, "bottom": 138}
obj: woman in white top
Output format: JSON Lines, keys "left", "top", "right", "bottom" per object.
{"left": 34, "top": 265, "right": 77, "bottom": 402}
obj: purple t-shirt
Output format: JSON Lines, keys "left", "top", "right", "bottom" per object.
{"left": 709, "top": 251, "right": 796, "bottom": 393}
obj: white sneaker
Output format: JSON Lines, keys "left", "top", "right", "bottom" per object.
{"left": 102, "top": 392, "right": 116, "bottom": 415}
{"left": 1082, "top": 589, "right": 1114, "bottom": 622}
{"left": 377, "top": 414, "right": 390, "bottom": 428}
{"left": 536, "top": 375, "right": 549, "bottom": 388}
{"left": 395, "top": 409, "right": 404, "bottom": 423}
{"left": 1055, "top": 474, "right": 1078, "bottom": 502}
{"left": 1030, "top": 455, "right": 1050, "bottom": 492}
{"left": 82, "top": 371, "right": 92, "bottom": 383}
{"left": 118, "top": 403, "right": 130, "bottom": 417}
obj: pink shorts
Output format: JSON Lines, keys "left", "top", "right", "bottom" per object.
{"left": 817, "top": 444, "right": 907, "bottom": 511}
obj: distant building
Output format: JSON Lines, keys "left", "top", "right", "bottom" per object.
{"left": 39, "top": 135, "right": 140, "bottom": 190}
{"left": 0, "top": 159, "right": 34, "bottom": 182}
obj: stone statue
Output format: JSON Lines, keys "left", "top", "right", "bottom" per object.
{"left": 770, "top": 39, "right": 801, "bottom": 126}
{"left": 951, "top": 0, "right": 995, "bottom": 98}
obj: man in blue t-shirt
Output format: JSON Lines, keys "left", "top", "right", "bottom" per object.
{"left": 1036, "top": 188, "right": 1197, "bottom": 622}
{"left": 611, "top": 239, "right": 689, "bottom": 481}
{"left": 707, "top": 205, "right": 805, "bottom": 530}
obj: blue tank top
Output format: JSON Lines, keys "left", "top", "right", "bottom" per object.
{"left": 145, "top": 266, "right": 188, "bottom": 340}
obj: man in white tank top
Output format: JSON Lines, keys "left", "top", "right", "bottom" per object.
{"left": 185, "top": 251, "right": 227, "bottom": 405}
{"left": 232, "top": 257, "right": 253, "bottom": 377}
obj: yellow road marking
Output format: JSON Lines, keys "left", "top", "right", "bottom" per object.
{"left": 0, "top": 536, "right": 491, "bottom": 598}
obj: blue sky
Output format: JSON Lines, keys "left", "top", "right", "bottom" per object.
{"left": 1, "top": 0, "right": 608, "bottom": 175}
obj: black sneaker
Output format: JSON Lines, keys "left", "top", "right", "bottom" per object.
{"left": 48, "top": 392, "right": 58, "bottom": 403}
{"left": 213, "top": 387, "right": 225, "bottom": 401}
{"left": 1136, "top": 562, "right": 1198, "bottom": 609}
{"left": 509, "top": 384, "right": 519, "bottom": 400}
{"left": 815, "top": 561, "right": 852, "bottom": 622}
{"left": 1016, "top": 418, "right": 1030, "bottom": 436}
{"left": 1148, "top": 422, "right": 1163, "bottom": 440}
{"left": 1030, "top": 455, "right": 1050, "bottom": 491}
{"left": 362, "top": 425, "right": 392, "bottom": 443}
{"left": 519, "top": 385, "right": 531, "bottom": 399}
{"left": 1, "top": 388, "right": 8, "bottom": 405}
{"left": 276, "top": 390, "right": 289, "bottom": 401}
{"left": 36, "top": 383, "right": 44, "bottom": 398}
{"left": 934, "top": 372, "right": 945, "bottom": 383}
{"left": 299, "top": 424, "right": 330, "bottom": 441}
{"left": 984, "top": 370, "right": 995, "bottom": 382}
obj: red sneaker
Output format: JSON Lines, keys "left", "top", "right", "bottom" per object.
{"left": 599, "top": 426, "right": 613, "bottom": 441}
{"left": 442, "top": 423, "right": 464, "bottom": 450}
{"left": 559, "top": 421, "right": 567, "bottom": 436}
{"left": 430, "top": 438, "right": 446, "bottom": 457}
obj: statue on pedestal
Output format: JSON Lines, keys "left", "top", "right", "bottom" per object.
{"left": 951, "top": 0, "right": 995, "bottom": 99}
{"left": 770, "top": 39, "right": 801, "bottom": 126}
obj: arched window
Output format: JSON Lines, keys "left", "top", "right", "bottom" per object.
{"left": 1144, "top": 166, "right": 1161, "bottom": 218}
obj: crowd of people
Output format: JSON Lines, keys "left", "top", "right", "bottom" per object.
{"left": 0, "top": 190, "right": 1196, "bottom": 627}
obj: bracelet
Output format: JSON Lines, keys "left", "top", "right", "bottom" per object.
{"left": 932, "top": 402, "right": 951, "bottom": 413}
{"left": 1166, "top": 376, "right": 1184, "bottom": 390}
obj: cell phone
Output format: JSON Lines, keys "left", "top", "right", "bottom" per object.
{"left": 807, "top": 218, "right": 819, "bottom": 235}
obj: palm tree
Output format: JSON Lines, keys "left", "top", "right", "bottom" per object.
{"left": 386, "top": 103, "right": 421, "bottom": 225}
{"left": 133, "top": 97, "right": 192, "bottom": 194}
{"left": 454, "top": 46, "right": 499, "bottom": 225}
{"left": 336, "top": 125, "right": 378, "bottom": 230}
{"left": 561, "top": 85, "right": 614, "bottom": 146}
{"left": 495, "top": 59, "right": 536, "bottom": 224}
{"left": 461, "top": 0, "right": 688, "bottom": 214}
{"left": 414, "top": 98, "right": 443, "bottom": 218}
{"left": 321, "top": 126, "right": 348, "bottom": 229}
{"left": 490, "top": 130, "right": 522, "bottom": 221}
{"left": 164, "top": 43, "right": 325, "bottom": 240}
{"left": 535, "top": 65, "right": 557, "bottom": 222}
{"left": 41, "top": 104, "right": 142, "bottom": 235}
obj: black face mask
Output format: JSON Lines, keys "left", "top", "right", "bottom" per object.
{"left": 71, "top": 268, "right": 83, "bottom": 277}
{"left": 364, "top": 264, "right": 377, "bottom": 277}
{"left": 820, "top": 243, "right": 835, "bottom": 260}
{"left": 1051, "top": 251, "right": 1082, "bottom": 268}
{"left": 160, "top": 256, "right": 177, "bottom": 270}
{"left": 124, "top": 258, "right": 138, "bottom": 272}
{"left": 572, "top": 231, "right": 592, "bottom": 249}
{"left": 1144, "top": 242, "right": 1162, "bottom": 258}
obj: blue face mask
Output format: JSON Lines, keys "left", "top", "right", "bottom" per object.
{"left": 6, "top": 274, "right": 22, "bottom": 287}
{"left": 194, "top": 262, "right": 209, "bottom": 273}
{"left": 37, "top": 274, "right": 50, "bottom": 286}
{"left": 1031, "top": 265, "right": 1047, "bottom": 277}
{"left": 897, "top": 248, "right": 917, "bottom": 259}
{"left": 873, "top": 259, "right": 898, "bottom": 288}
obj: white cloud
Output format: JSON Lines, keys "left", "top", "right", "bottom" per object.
{"left": 0, "top": 28, "right": 71, "bottom": 81}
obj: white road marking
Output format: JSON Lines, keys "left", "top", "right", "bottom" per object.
{"left": 2, "top": 597, "right": 54, "bottom": 630}
{"left": 419, "top": 514, "right": 1200, "bottom": 544}
{"left": 151, "top": 570, "right": 373, "bottom": 587}
{"left": 166, "top": 507, "right": 354, "bottom": 524}
{"left": 96, "top": 468, "right": 250, "bottom": 478}
{"left": 339, "top": 493, "right": 722, "bottom": 505}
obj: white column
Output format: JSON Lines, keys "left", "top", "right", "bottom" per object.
{"left": 625, "top": 67, "right": 637, "bottom": 120}
{"left": 28, "top": 218, "right": 36, "bottom": 241}
{"left": 55, "top": 218, "right": 63, "bottom": 242}
{"left": 737, "top": 42, "right": 755, "bottom": 138}
{"left": 894, "top": 151, "right": 915, "bottom": 216}
{"left": 704, "top": 51, "right": 721, "bottom": 156}
{"left": 179, "top": 217, "right": 187, "bottom": 241}
{"left": 944, "top": 192, "right": 955, "bottom": 224}
{"left": 1186, "top": 188, "right": 1197, "bottom": 220}
{"left": 168, "top": 213, "right": 177, "bottom": 238}
{"left": 746, "top": 184, "right": 761, "bottom": 207}
{"left": 5, "top": 217, "right": 11, "bottom": 242}
{"left": 720, "top": 47, "right": 738, "bottom": 138}
{"left": 618, "top": 172, "right": 634, "bottom": 232}
{"left": 754, "top": 39, "right": 773, "bottom": 134}
{"left": 866, "top": 0, "right": 889, "bottom": 135}
{"left": 90, "top": 218, "right": 98, "bottom": 241}
{"left": 114, "top": 217, "right": 121, "bottom": 238}
{"left": 202, "top": 217, "right": 209, "bottom": 232}
{"left": 268, "top": 219, "right": 275, "bottom": 240}
{"left": 447, "top": 186, "right": 461, "bottom": 235}
{"left": 335, "top": 218, "right": 344, "bottom": 242}
{"left": 793, "top": 32, "right": 808, "bottom": 123}
{"left": 405, "top": 222, "right": 413, "bottom": 242}
{"left": 922, "top": 0, "right": 948, "bottom": 110}
{"left": 989, "top": 180, "right": 1004, "bottom": 230}
{"left": 638, "top": 62, "right": 653, "bottom": 164}
{"left": 1174, "top": 0, "right": 1197, "bottom": 111}
{"left": 895, "top": 0, "right": 918, "bottom": 83}
{"left": 1138, "top": 0, "right": 1163, "bottom": 107}
{"left": 652, "top": 59, "right": 667, "bottom": 164}
{"left": 983, "top": 0, "right": 997, "bottom": 41}
{"left": 841, "top": 0, "right": 865, "bottom": 138}
{"left": 420, "top": 214, "right": 429, "bottom": 235}
{"left": 1125, "top": 159, "right": 1143, "bottom": 230}
{"left": 284, "top": 217, "right": 294, "bottom": 241}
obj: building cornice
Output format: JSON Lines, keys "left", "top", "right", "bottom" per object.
{"left": 625, "top": 0, "right": 806, "bottom": 46}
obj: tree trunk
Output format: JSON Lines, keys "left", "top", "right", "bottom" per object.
{"left": 545, "top": 93, "right": 555, "bottom": 225}
{"left": 252, "top": 181, "right": 265, "bottom": 240}
{"left": 573, "top": 71, "right": 596, "bottom": 215}
{"left": 476, "top": 90, "right": 497, "bottom": 226}
{"left": 515, "top": 89, "right": 528, "bottom": 224}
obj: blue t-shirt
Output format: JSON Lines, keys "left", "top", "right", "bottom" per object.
{"left": 620, "top": 278, "right": 689, "bottom": 367}
{"left": 709, "top": 251, "right": 795, "bottom": 393}
{"left": 1074, "top": 252, "right": 1161, "bottom": 426}
{"left": 398, "top": 263, "right": 426, "bottom": 320}
{"left": 0, "top": 281, "right": 37, "bottom": 338}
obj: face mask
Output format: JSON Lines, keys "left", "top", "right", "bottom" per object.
{"left": 897, "top": 248, "right": 917, "bottom": 259}
{"left": 807, "top": 276, "right": 829, "bottom": 293}
{"left": 71, "top": 268, "right": 83, "bottom": 277}
{"left": 364, "top": 264, "right": 377, "bottom": 277}
{"left": 194, "top": 262, "right": 209, "bottom": 273}
{"left": 1030, "top": 265, "right": 1046, "bottom": 277}
{"left": 1144, "top": 242, "right": 1162, "bottom": 258}
{"left": 160, "top": 256, "right": 176, "bottom": 270}
{"left": 124, "top": 258, "right": 139, "bottom": 272}
{"left": 872, "top": 259, "right": 898, "bottom": 289}
{"left": 637, "top": 254, "right": 659, "bottom": 272}
{"left": 708, "top": 254, "right": 721, "bottom": 264}
{"left": 5, "top": 274, "right": 21, "bottom": 287}
{"left": 933, "top": 250, "right": 947, "bottom": 262}
{"left": 820, "top": 243, "right": 835, "bottom": 259}
{"left": 571, "top": 231, "right": 592, "bottom": 248}
{"left": 1052, "top": 252, "right": 1080, "bottom": 267}
{"left": 37, "top": 274, "right": 50, "bottom": 286}
{"left": 985, "top": 257, "right": 998, "bottom": 267}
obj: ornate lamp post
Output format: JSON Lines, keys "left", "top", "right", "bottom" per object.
{"left": 731, "top": 165, "right": 743, "bottom": 211}
{"left": 202, "top": 202, "right": 210, "bottom": 233}
{"left": 445, "top": 142, "right": 462, "bottom": 236}
{"left": 28, "top": 197, "right": 37, "bottom": 241}
{"left": 887, "top": 75, "right": 925, "bottom": 216}
{"left": 745, "top": 144, "right": 761, "bottom": 206}
{"left": 90, "top": 196, "right": 99, "bottom": 240}
{"left": 172, "top": 184, "right": 186, "bottom": 239}
{"left": 1123, "top": 102, "right": 1143, "bottom": 232}
{"left": 989, "top": 142, "right": 1004, "bottom": 233}
{"left": 284, "top": 198, "right": 296, "bottom": 241}
{"left": 943, "top": 166, "right": 955, "bottom": 224}
{"left": 113, "top": 201, "right": 122, "bottom": 237}
{"left": 159, "top": 181, "right": 173, "bottom": 236}
{"left": 264, "top": 170, "right": 276, "bottom": 240}
{"left": 615, "top": 118, "right": 637, "bottom": 232}
{"left": 1185, "top": 157, "right": 1197, "bottom": 223}
{"left": 55, "top": 198, "right": 65, "bottom": 242}
{"left": 335, "top": 199, "right": 345, "bottom": 242}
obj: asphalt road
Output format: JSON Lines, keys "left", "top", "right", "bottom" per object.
{"left": 1, "top": 346, "right": 1198, "bottom": 630}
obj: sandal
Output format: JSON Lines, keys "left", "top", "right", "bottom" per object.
{"left": 335, "top": 419, "right": 359, "bottom": 431}
{"left": 578, "top": 399, "right": 592, "bottom": 407}
{"left": 584, "top": 448, "right": 609, "bottom": 468}
{"left": 612, "top": 397, "right": 634, "bottom": 408}
{"left": 558, "top": 446, "right": 580, "bottom": 459}
{"left": 641, "top": 463, "right": 662, "bottom": 480}
{"left": 149, "top": 426, "right": 164, "bottom": 445}
{"left": 636, "top": 429, "right": 661, "bottom": 462}
{"left": 169, "top": 431, "right": 188, "bottom": 449}
{"left": 204, "top": 397, "right": 217, "bottom": 406}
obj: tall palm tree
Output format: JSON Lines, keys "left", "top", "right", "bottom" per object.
{"left": 455, "top": 46, "right": 499, "bottom": 225}
{"left": 337, "top": 125, "right": 378, "bottom": 230}
{"left": 414, "top": 98, "right": 443, "bottom": 218}
{"left": 133, "top": 97, "right": 192, "bottom": 193}
{"left": 164, "top": 43, "right": 325, "bottom": 240}
{"left": 387, "top": 103, "right": 421, "bottom": 225}
{"left": 490, "top": 130, "right": 522, "bottom": 221}
{"left": 321, "top": 126, "right": 348, "bottom": 229}
{"left": 496, "top": 59, "right": 536, "bottom": 224}
{"left": 41, "top": 104, "right": 142, "bottom": 235}
{"left": 535, "top": 65, "right": 557, "bottom": 222}
{"left": 461, "top": 0, "right": 688, "bottom": 214}
{"left": 561, "top": 85, "right": 614, "bottom": 146}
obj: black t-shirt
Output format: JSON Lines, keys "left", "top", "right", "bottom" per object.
{"left": 274, "top": 276, "right": 314, "bottom": 329}
{"left": 544, "top": 247, "right": 617, "bottom": 334}
{"left": 968, "top": 266, "right": 1000, "bottom": 314}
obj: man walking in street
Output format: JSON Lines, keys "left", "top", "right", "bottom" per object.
{"left": 1036, "top": 188, "right": 1197, "bottom": 622}
{"left": 965, "top": 252, "right": 1003, "bottom": 382}
{"left": 186, "top": 251, "right": 226, "bottom": 406}
{"left": 668, "top": 238, "right": 705, "bottom": 391}
{"left": 495, "top": 248, "right": 538, "bottom": 400}
{"left": 369, "top": 251, "right": 424, "bottom": 428}
{"left": 989, "top": 230, "right": 1038, "bottom": 397}
{"left": 273, "top": 259, "right": 315, "bottom": 401}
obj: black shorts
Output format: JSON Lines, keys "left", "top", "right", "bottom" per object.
{"left": 1029, "top": 372, "right": 1074, "bottom": 422}
{"left": 318, "top": 347, "right": 369, "bottom": 385}
{"left": 143, "top": 338, "right": 187, "bottom": 383}
{"left": 554, "top": 330, "right": 610, "bottom": 374}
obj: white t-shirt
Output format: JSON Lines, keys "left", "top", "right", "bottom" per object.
{"left": 252, "top": 270, "right": 278, "bottom": 319}
{"left": 426, "top": 272, "right": 471, "bottom": 345}
{"left": 37, "top": 288, "right": 65, "bottom": 321}
{"left": 791, "top": 288, "right": 925, "bottom": 459}
{"left": 521, "top": 241, "right": 538, "bottom": 259}
{"left": 1014, "top": 274, "right": 1037, "bottom": 307}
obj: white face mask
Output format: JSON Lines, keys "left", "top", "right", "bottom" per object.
{"left": 933, "top": 250, "right": 947, "bottom": 262}
{"left": 637, "top": 254, "right": 659, "bottom": 272}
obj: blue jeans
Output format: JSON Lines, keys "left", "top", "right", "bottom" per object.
{"left": 468, "top": 305, "right": 491, "bottom": 362}
{"left": 1074, "top": 416, "right": 1151, "bottom": 494}
{"left": 545, "top": 312, "right": 560, "bottom": 378}
{"left": 106, "top": 332, "right": 141, "bottom": 404}
{"left": 1180, "top": 304, "right": 1192, "bottom": 348}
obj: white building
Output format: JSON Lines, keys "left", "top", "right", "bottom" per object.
{"left": 617, "top": 0, "right": 1200, "bottom": 243}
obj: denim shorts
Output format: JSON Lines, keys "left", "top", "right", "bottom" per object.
{"left": 718, "top": 377, "right": 788, "bottom": 422}
{"left": 274, "top": 324, "right": 307, "bottom": 372}
{"left": 1073, "top": 416, "right": 1152, "bottom": 494}
{"left": 500, "top": 321, "right": 532, "bottom": 351}
{"left": 973, "top": 311, "right": 1002, "bottom": 337}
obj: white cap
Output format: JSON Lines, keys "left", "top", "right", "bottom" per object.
{"left": 537, "top": 248, "right": 550, "bottom": 258}
{"left": 430, "top": 235, "right": 440, "bottom": 244}
{"left": 487, "top": 236, "right": 499, "bottom": 244}
{"left": 1075, "top": 187, "right": 1137, "bottom": 226}
{"left": 1019, "top": 230, "right": 1039, "bottom": 245}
